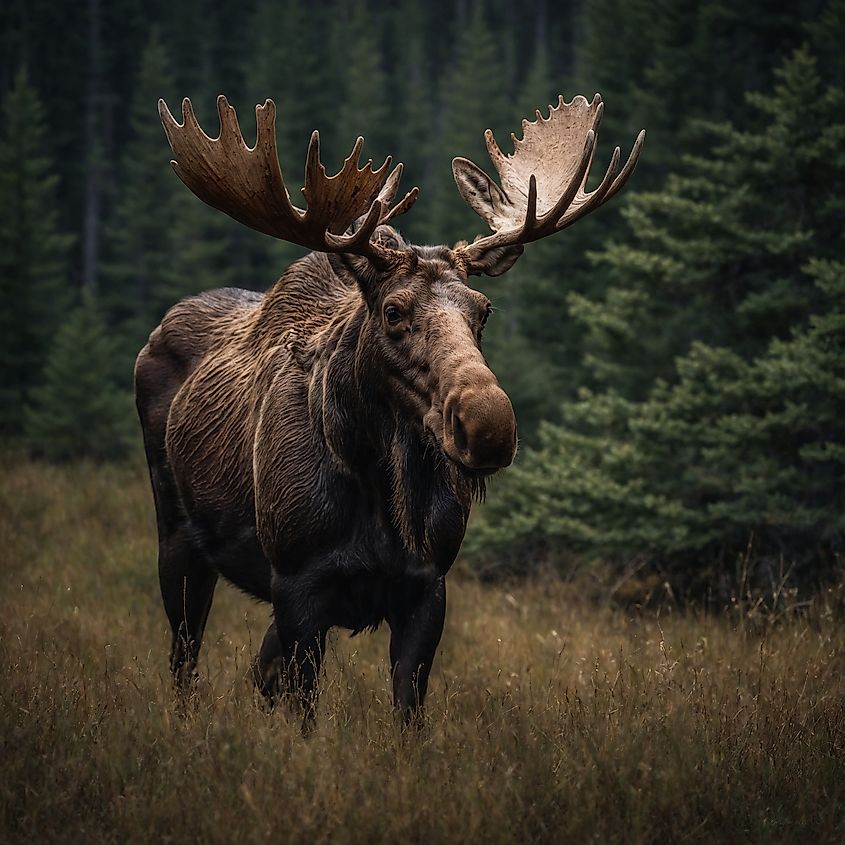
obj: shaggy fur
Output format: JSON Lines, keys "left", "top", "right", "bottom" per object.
{"left": 135, "top": 228, "right": 518, "bottom": 721}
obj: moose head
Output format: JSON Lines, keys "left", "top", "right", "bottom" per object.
{"left": 158, "top": 94, "right": 644, "bottom": 478}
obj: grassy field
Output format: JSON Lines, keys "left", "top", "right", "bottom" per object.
{"left": 1, "top": 456, "right": 844, "bottom": 844}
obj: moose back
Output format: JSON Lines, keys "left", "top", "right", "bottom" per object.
{"left": 135, "top": 93, "right": 644, "bottom": 722}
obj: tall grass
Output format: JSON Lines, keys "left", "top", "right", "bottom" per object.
{"left": 1, "top": 455, "right": 843, "bottom": 844}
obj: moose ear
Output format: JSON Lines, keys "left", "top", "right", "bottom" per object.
{"left": 451, "top": 157, "right": 507, "bottom": 230}
{"left": 461, "top": 243, "right": 525, "bottom": 277}
{"left": 452, "top": 158, "right": 524, "bottom": 276}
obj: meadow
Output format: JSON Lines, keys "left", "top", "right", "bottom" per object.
{"left": 1, "top": 455, "right": 843, "bottom": 844}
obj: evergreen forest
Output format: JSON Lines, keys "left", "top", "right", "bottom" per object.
{"left": 2, "top": 0, "right": 843, "bottom": 585}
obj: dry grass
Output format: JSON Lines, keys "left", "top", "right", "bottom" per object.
{"left": 1, "top": 455, "right": 844, "bottom": 844}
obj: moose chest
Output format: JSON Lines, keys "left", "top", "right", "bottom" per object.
{"left": 257, "top": 449, "right": 466, "bottom": 575}
{"left": 251, "top": 422, "right": 469, "bottom": 633}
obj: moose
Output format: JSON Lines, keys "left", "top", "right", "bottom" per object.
{"left": 135, "top": 92, "right": 644, "bottom": 723}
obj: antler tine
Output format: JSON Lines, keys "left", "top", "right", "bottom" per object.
{"left": 378, "top": 162, "right": 403, "bottom": 206}
{"left": 304, "top": 130, "right": 328, "bottom": 203}
{"left": 557, "top": 141, "right": 621, "bottom": 230}
{"left": 452, "top": 94, "right": 644, "bottom": 270}
{"left": 529, "top": 129, "right": 595, "bottom": 237}
{"left": 325, "top": 198, "right": 385, "bottom": 251}
{"left": 377, "top": 162, "right": 421, "bottom": 225}
{"left": 159, "top": 95, "right": 418, "bottom": 262}
{"left": 523, "top": 174, "right": 539, "bottom": 233}
{"left": 181, "top": 97, "right": 203, "bottom": 136}
{"left": 377, "top": 163, "right": 409, "bottom": 212}
{"left": 217, "top": 94, "right": 246, "bottom": 146}
{"left": 604, "top": 129, "right": 646, "bottom": 204}
{"left": 383, "top": 186, "right": 420, "bottom": 225}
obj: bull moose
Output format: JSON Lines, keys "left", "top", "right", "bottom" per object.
{"left": 135, "top": 93, "right": 644, "bottom": 723}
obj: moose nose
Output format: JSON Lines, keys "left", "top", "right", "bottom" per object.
{"left": 444, "top": 384, "right": 517, "bottom": 471}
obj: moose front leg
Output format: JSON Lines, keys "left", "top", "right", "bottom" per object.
{"left": 388, "top": 575, "right": 446, "bottom": 724}
{"left": 254, "top": 573, "right": 327, "bottom": 725}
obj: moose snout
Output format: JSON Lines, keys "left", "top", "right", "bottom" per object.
{"left": 443, "top": 383, "right": 517, "bottom": 472}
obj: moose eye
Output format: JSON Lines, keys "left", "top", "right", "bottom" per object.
{"left": 384, "top": 304, "right": 403, "bottom": 326}
{"left": 480, "top": 304, "right": 492, "bottom": 327}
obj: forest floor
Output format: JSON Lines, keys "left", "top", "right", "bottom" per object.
{"left": 1, "top": 456, "right": 844, "bottom": 844}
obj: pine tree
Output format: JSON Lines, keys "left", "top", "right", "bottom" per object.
{"left": 245, "top": 0, "right": 326, "bottom": 175}
{"left": 573, "top": 0, "right": 655, "bottom": 164}
{"left": 0, "top": 68, "right": 74, "bottom": 434}
{"left": 159, "top": 0, "right": 217, "bottom": 102}
{"left": 805, "top": 0, "right": 845, "bottom": 86}
{"left": 102, "top": 31, "right": 233, "bottom": 372}
{"left": 101, "top": 30, "right": 176, "bottom": 338}
{"left": 423, "top": 0, "right": 509, "bottom": 244}
{"left": 514, "top": 41, "right": 554, "bottom": 124}
{"left": 570, "top": 47, "right": 839, "bottom": 398}
{"left": 575, "top": 0, "right": 820, "bottom": 179}
{"left": 334, "top": 0, "right": 390, "bottom": 164}
{"left": 24, "top": 293, "right": 134, "bottom": 461}
{"left": 480, "top": 42, "right": 574, "bottom": 438}
{"left": 389, "top": 0, "right": 435, "bottom": 244}
{"left": 242, "top": 0, "right": 334, "bottom": 276}
{"left": 469, "top": 48, "right": 845, "bottom": 579}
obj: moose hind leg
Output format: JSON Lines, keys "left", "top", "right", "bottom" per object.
{"left": 158, "top": 529, "right": 218, "bottom": 692}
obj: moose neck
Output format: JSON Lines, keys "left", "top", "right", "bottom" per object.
{"left": 313, "top": 293, "right": 479, "bottom": 569}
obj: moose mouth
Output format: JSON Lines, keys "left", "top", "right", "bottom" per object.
{"left": 443, "top": 410, "right": 502, "bottom": 477}
{"left": 422, "top": 401, "right": 516, "bottom": 477}
{"left": 423, "top": 424, "right": 500, "bottom": 478}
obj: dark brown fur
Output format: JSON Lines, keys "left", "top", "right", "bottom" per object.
{"left": 135, "top": 229, "right": 518, "bottom": 722}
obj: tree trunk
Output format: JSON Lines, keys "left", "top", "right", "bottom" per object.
{"left": 82, "top": 0, "right": 101, "bottom": 292}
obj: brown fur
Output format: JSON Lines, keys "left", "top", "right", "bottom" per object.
{"left": 135, "top": 228, "right": 518, "bottom": 722}
{"left": 142, "top": 91, "right": 643, "bottom": 724}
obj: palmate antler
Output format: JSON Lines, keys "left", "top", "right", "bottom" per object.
{"left": 452, "top": 94, "right": 645, "bottom": 272}
{"left": 159, "top": 93, "right": 642, "bottom": 274}
{"left": 158, "top": 95, "right": 418, "bottom": 263}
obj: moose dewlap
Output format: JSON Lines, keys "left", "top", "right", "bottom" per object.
{"left": 135, "top": 93, "right": 644, "bottom": 724}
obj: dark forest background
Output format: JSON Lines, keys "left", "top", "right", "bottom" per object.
{"left": 1, "top": 0, "right": 843, "bottom": 584}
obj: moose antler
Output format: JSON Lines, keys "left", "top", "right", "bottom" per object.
{"left": 158, "top": 95, "right": 419, "bottom": 261}
{"left": 452, "top": 94, "right": 645, "bottom": 270}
